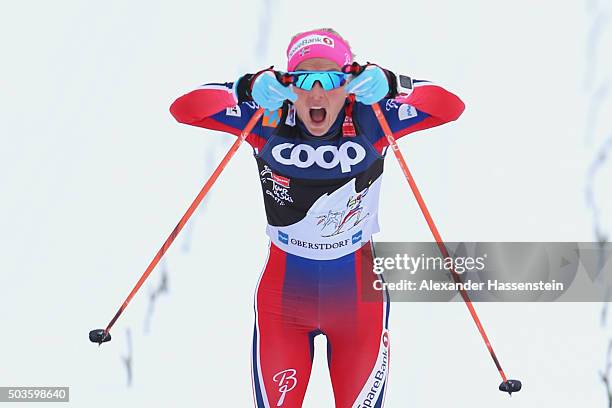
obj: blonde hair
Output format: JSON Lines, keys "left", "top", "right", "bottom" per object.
{"left": 290, "top": 28, "right": 356, "bottom": 59}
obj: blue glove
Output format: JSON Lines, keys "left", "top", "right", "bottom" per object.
{"left": 344, "top": 65, "right": 389, "bottom": 105}
{"left": 251, "top": 71, "right": 297, "bottom": 110}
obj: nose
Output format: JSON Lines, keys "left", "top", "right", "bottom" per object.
{"left": 309, "top": 81, "right": 325, "bottom": 98}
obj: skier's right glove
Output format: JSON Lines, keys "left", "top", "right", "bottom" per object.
{"left": 234, "top": 67, "right": 297, "bottom": 111}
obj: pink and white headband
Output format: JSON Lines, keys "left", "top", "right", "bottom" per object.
{"left": 286, "top": 29, "right": 353, "bottom": 72}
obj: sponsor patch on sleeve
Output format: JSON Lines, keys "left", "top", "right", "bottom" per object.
{"left": 398, "top": 104, "right": 418, "bottom": 121}
{"left": 226, "top": 105, "right": 241, "bottom": 117}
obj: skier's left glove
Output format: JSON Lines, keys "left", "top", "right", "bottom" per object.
{"left": 342, "top": 63, "right": 402, "bottom": 104}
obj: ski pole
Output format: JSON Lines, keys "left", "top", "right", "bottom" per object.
{"left": 89, "top": 108, "right": 264, "bottom": 345}
{"left": 371, "top": 102, "right": 521, "bottom": 396}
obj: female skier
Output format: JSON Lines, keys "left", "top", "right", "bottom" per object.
{"left": 170, "top": 28, "right": 465, "bottom": 408}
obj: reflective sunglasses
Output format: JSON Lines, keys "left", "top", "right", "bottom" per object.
{"left": 285, "top": 71, "right": 348, "bottom": 91}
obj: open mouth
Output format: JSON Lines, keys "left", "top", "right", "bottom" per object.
{"left": 309, "top": 107, "right": 326, "bottom": 124}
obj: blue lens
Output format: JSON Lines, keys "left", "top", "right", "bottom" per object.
{"left": 290, "top": 71, "right": 348, "bottom": 91}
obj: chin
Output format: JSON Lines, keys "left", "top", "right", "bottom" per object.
{"left": 306, "top": 121, "right": 332, "bottom": 137}
{"left": 308, "top": 128, "right": 328, "bottom": 136}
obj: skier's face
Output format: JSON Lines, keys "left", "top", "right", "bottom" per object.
{"left": 293, "top": 58, "right": 347, "bottom": 137}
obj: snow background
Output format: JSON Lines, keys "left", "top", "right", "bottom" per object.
{"left": 1, "top": 0, "right": 611, "bottom": 406}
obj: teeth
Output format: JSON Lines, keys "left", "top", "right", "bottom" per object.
{"left": 310, "top": 106, "right": 324, "bottom": 109}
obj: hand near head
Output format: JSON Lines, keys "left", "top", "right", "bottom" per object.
{"left": 235, "top": 68, "right": 297, "bottom": 111}
{"left": 235, "top": 63, "right": 394, "bottom": 111}
{"left": 343, "top": 64, "right": 390, "bottom": 105}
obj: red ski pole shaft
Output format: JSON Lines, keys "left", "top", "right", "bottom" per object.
{"left": 371, "top": 102, "right": 509, "bottom": 383}
{"left": 103, "top": 108, "right": 264, "bottom": 335}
